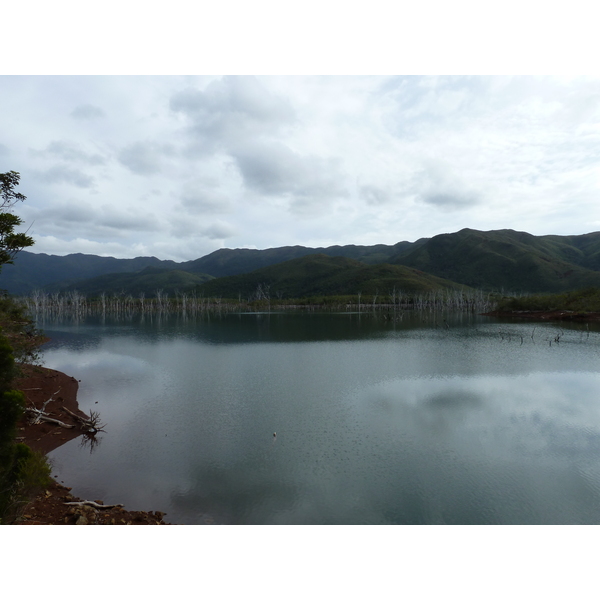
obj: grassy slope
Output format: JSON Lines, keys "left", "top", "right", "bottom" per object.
{"left": 195, "top": 254, "right": 466, "bottom": 300}
{"left": 8, "top": 229, "right": 600, "bottom": 299}
{"left": 1, "top": 252, "right": 180, "bottom": 295}
{"left": 181, "top": 241, "right": 420, "bottom": 277}
{"left": 46, "top": 267, "right": 214, "bottom": 297}
{"left": 1, "top": 241, "right": 424, "bottom": 295}
{"left": 393, "top": 228, "right": 600, "bottom": 293}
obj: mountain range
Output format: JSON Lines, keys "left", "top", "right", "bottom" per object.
{"left": 3, "top": 228, "right": 600, "bottom": 299}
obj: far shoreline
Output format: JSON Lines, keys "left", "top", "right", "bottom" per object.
{"left": 483, "top": 310, "right": 600, "bottom": 322}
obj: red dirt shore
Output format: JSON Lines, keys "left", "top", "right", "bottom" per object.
{"left": 12, "top": 364, "right": 168, "bottom": 525}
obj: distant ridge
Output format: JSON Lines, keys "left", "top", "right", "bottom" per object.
{"left": 180, "top": 240, "right": 422, "bottom": 277}
{"left": 42, "top": 266, "right": 214, "bottom": 297}
{"left": 0, "top": 240, "right": 421, "bottom": 295}
{"left": 0, "top": 252, "right": 180, "bottom": 295}
{"left": 4, "top": 229, "right": 600, "bottom": 297}
{"left": 392, "top": 228, "right": 600, "bottom": 293}
{"left": 195, "top": 254, "right": 465, "bottom": 300}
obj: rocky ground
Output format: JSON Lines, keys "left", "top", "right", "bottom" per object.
{"left": 12, "top": 364, "right": 169, "bottom": 525}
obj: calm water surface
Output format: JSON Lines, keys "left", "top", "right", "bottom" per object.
{"left": 38, "top": 311, "right": 600, "bottom": 524}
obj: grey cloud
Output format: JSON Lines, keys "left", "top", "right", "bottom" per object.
{"left": 170, "top": 216, "right": 236, "bottom": 240}
{"left": 421, "top": 192, "right": 479, "bottom": 208}
{"left": 202, "top": 221, "right": 237, "bottom": 240}
{"left": 415, "top": 160, "right": 481, "bottom": 211}
{"left": 28, "top": 202, "right": 96, "bottom": 226}
{"left": 98, "top": 211, "right": 161, "bottom": 232}
{"left": 118, "top": 142, "right": 176, "bottom": 175}
{"left": 231, "top": 141, "right": 348, "bottom": 201}
{"left": 32, "top": 140, "right": 105, "bottom": 165}
{"left": 359, "top": 184, "right": 394, "bottom": 206}
{"left": 34, "top": 165, "right": 94, "bottom": 188}
{"left": 180, "top": 187, "right": 232, "bottom": 215}
{"left": 170, "top": 76, "right": 295, "bottom": 152}
{"left": 30, "top": 201, "right": 161, "bottom": 239}
{"left": 71, "top": 104, "right": 105, "bottom": 119}
{"left": 0, "top": 143, "right": 8, "bottom": 155}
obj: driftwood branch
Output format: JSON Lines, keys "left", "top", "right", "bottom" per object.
{"left": 64, "top": 501, "right": 123, "bottom": 509}
{"left": 25, "top": 407, "right": 74, "bottom": 428}
{"left": 28, "top": 388, "right": 62, "bottom": 425}
{"left": 35, "top": 414, "right": 73, "bottom": 429}
{"left": 41, "top": 388, "right": 61, "bottom": 411}
{"left": 62, "top": 406, "right": 106, "bottom": 434}
{"left": 62, "top": 406, "right": 86, "bottom": 421}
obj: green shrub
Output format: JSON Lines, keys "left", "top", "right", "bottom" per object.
{"left": 0, "top": 325, "right": 51, "bottom": 523}
{"left": 0, "top": 443, "right": 52, "bottom": 524}
{"left": 497, "top": 288, "right": 600, "bottom": 313}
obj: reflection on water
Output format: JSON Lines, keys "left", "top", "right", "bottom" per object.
{"left": 78, "top": 432, "right": 103, "bottom": 454}
{"left": 41, "top": 311, "right": 600, "bottom": 524}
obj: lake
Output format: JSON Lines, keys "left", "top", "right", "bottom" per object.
{"left": 37, "top": 309, "right": 600, "bottom": 524}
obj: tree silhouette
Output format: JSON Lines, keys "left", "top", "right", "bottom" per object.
{"left": 0, "top": 171, "right": 34, "bottom": 271}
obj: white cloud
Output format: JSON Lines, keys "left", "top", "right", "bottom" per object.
{"left": 358, "top": 184, "right": 395, "bottom": 206}
{"left": 2, "top": 75, "right": 600, "bottom": 260}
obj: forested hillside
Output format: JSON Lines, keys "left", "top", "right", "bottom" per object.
{"left": 195, "top": 254, "right": 466, "bottom": 300}
{"left": 393, "top": 228, "right": 600, "bottom": 293}
{"left": 5, "top": 228, "right": 600, "bottom": 298}
{"left": 0, "top": 251, "right": 180, "bottom": 295}
{"left": 43, "top": 266, "right": 214, "bottom": 297}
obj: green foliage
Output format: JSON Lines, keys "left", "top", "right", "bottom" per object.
{"left": 195, "top": 254, "right": 466, "bottom": 300}
{"left": 393, "top": 228, "right": 600, "bottom": 293}
{"left": 1, "top": 240, "right": 412, "bottom": 295}
{"left": 0, "top": 442, "right": 51, "bottom": 524}
{"left": 0, "top": 326, "right": 51, "bottom": 524}
{"left": 0, "top": 252, "right": 183, "bottom": 296}
{"left": 0, "top": 171, "right": 26, "bottom": 207}
{"left": 0, "top": 389, "right": 25, "bottom": 447}
{"left": 0, "top": 172, "right": 34, "bottom": 272}
{"left": 496, "top": 288, "right": 600, "bottom": 313}
{"left": 11, "top": 227, "right": 600, "bottom": 299}
{"left": 0, "top": 327, "right": 39, "bottom": 524}
{"left": 0, "top": 294, "right": 44, "bottom": 366}
{"left": 47, "top": 266, "right": 214, "bottom": 298}
{"left": 0, "top": 332, "right": 16, "bottom": 390}
{"left": 0, "top": 184, "right": 52, "bottom": 521}
{"left": 184, "top": 243, "right": 406, "bottom": 278}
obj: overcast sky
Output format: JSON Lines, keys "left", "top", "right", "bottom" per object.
{"left": 2, "top": 74, "right": 599, "bottom": 262}
{"left": 2, "top": 0, "right": 600, "bottom": 263}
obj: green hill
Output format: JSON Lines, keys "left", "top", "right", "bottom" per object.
{"left": 393, "top": 228, "right": 600, "bottom": 293}
{"left": 181, "top": 241, "right": 421, "bottom": 278}
{"left": 195, "top": 254, "right": 466, "bottom": 300}
{"left": 0, "top": 251, "right": 180, "bottom": 295}
{"left": 7, "top": 229, "right": 600, "bottom": 299}
{"left": 46, "top": 266, "right": 214, "bottom": 297}
{"left": 0, "top": 241, "right": 422, "bottom": 295}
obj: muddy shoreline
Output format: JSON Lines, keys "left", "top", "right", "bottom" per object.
{"left": 13, "top": 365, "right": 169, "bottom": 525}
